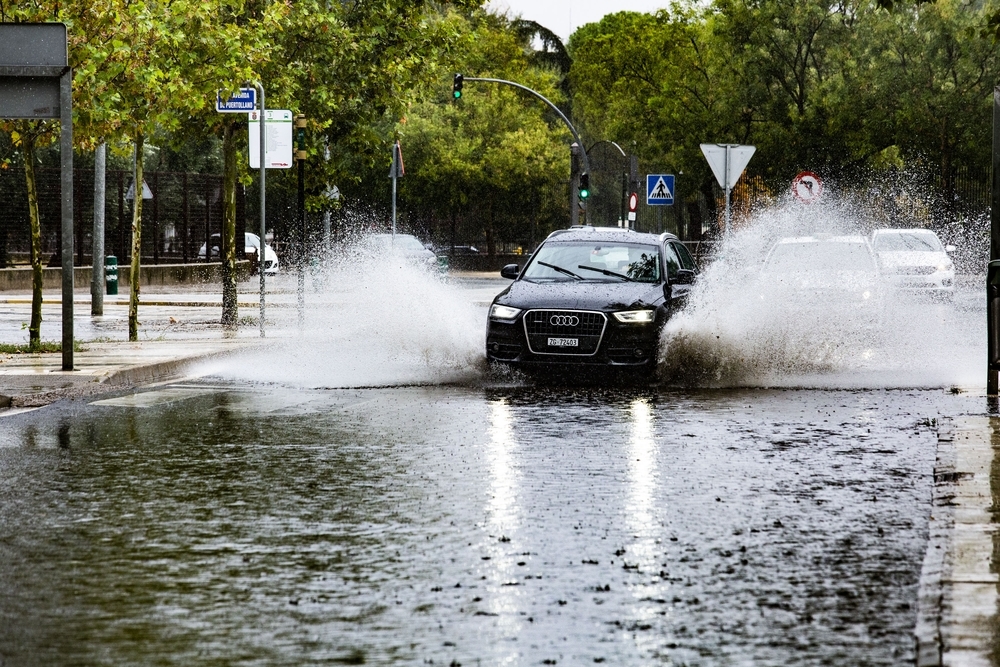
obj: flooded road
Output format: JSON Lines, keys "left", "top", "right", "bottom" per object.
{"left": 0, "top": 383, "right": 980, "bottom": 665}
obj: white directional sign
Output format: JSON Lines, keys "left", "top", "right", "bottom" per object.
{"left": 791, "top": 171, "right": 823, "bottom": 203}
{"left": 700, "top": 143, "right": 756, "bottom": 190}
{"left": 249, "top": 109, "right": 293, "bottom": 169}
{"left": 216, "top": 87, "right": 256, "bottom": 113}
{"left": 646, "top": 174, "right": 675, "bottom": 206}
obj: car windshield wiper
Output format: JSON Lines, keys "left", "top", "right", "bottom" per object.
{"left": 537, "top": 261, "right": 583, "bottom": 280}
{"left": 577, "top": 265, "right": 635, "bottom": 281}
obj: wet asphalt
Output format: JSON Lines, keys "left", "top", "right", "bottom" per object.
{"left": 0, "top": 383, "right": 982, "bottom": 666}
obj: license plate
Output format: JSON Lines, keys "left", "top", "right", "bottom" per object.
{"left": 548, "top": 337, "right": 578, "bottom": 347}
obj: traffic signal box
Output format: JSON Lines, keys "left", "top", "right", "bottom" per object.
{"left": 453, "top": 73, "right": 464, "bottom": 99}
{"left": 579, "top": 173, "right": 590, "bottom": 199}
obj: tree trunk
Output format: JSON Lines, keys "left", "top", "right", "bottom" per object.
{"left": 23, "top": 129, "right": 43, "bottom": 351}
{"left": 222, "top": 122, "right": 238, "bottom": 328}
{"left": 128, "top": 133, "right": 144, "bottom": 342}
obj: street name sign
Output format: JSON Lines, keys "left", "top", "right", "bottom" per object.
{"left": 249, "top": 109, "right": 293, "bottom": 169}
{"left": 646, "top": 174, "right": 674, "bottom": 205}
{"left": 791, "top": 171, "right": 823, "bottom": 203}
{"left": 216, "top": 88, "right": 256, "bottom": 113}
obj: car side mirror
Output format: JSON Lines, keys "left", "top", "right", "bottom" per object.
{"left": 500, "top": 264, "right": 520, "bottom": 280}
{"left": 945, "top": 244, "right": 957, "bottom": 253}
{"left": 673, "top": 268, "right": 696, "bottom": 285}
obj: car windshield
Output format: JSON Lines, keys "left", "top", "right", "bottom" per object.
{"left": 372, "top": 234, "right": 426, "bottom": 252}
{"left": 873, "top": 232, "right": 942, "bottom": 252}
{"left": 523, "top": 241, "right": 661, "bottom": 283}
{"left": 765, "top": 241, "right": 876, "bottom": 273}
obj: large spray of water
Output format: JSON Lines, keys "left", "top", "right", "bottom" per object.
{"left": 658, "top": 196, "right": 984, "bottom": 389}
{"left": 220, "top": 232, "right": 487, "bottom": 388}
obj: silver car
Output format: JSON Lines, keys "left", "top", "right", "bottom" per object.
{"left": 871, "top": 228, "right": 954, "bottom": 299}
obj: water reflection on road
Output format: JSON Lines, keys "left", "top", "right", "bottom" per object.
{"left": 0, "top": 383, "right": 979, "bottom": 665}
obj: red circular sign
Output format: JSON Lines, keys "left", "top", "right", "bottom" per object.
{"left": 792, "top": 171, "right": 823, "bottom": 203}
{"left": 628, "top": 192, "right": 638, "bottom": 212}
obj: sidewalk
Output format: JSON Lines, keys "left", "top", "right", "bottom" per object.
{"left": 917, "top": 416, "right": 1000, "bottom": 666}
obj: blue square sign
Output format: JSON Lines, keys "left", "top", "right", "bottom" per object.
{"left": 646, "top": 174, "right": 675, "bottom": 205}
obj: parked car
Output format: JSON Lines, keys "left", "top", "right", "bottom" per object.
{"left": 198, "top": 232, "right": 279, "bottom": 274}
{"left": 369, "top": 233, "right": 446, "bottom": 272}
{"left": 871, "top": 228, "right": 955, "bottom": 299}
{"left": 485, "top": 225, "right": 697, "bottom": 379}
{"left": 761, "top": 235, "right": 884, "bottom": 333}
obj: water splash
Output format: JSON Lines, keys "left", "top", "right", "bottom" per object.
{"left": 221, "top": 232, "right": 488, "bottom": 388}
{"left": 658, "top": 196, "right": 984, "bottom": 389}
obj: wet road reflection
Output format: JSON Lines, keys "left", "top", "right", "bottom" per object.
{"left": 0, "top": 383, "right": 980, "bottom": 665}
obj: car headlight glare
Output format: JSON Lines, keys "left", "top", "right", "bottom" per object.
{"left": 613, "top": 309, "right": 656, "bottom": 323}
{"left": 937, "top": 263, "right": 953, "bottom": 272}
{"left": 861, "top": 290, "right": 871, "bottom": 300}
{"left": 490, "top": 304, "right": 521, "bottom": 321}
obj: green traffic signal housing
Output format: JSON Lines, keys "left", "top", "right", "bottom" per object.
{"left": 453, "top": 73, "right": 464, "bottom": 99}
{"left": 579, "top": 173, "right": 590, "bottom": 199}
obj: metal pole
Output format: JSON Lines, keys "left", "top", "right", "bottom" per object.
{"left": 255, "top": 81, "right": 266, "bottom": 338}
{"left": 297, "top": 151, "right": 305, "bottom": 329}
{"left": 989, "top": 87, "right": 1000, "bottom": 395}
{"left": 570, "top": 143, "right": 581, "bottom": 227}
{"left": 724, "top": 144, "right": 731, "bottom": 233}
{"left": 91, "top": 141, "right": 106, "bottom": 316}
{"left": 60, "top": 68, "right": 73, "bottom": 371}
{"left": 391, "top": 144, "right": 397, "bottom": 238}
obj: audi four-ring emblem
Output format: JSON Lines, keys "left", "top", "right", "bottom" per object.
{"left": 550, "top": 315, "right": 579, "bottom": 326}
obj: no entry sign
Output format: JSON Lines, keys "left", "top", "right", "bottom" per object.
{"left": 792, "top": 171, "right": 823, "bottom": 203}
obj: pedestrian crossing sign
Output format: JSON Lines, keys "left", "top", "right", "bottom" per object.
{"left": 646, "top": 174, "right": 675, "bottom": 205}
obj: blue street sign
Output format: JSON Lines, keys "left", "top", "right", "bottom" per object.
{"left": 646, "top": 174, "right": 675, "bottom": 205}
{"left": 216, "top": 88, "right": 256, "bottom": 113}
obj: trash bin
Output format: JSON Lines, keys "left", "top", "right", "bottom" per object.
{"left": 105, "top": 255, "right": 118, "bottom": 295}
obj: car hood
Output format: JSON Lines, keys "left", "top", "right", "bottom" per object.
{"left": 760, "top": 270, "right": 878, "bottom": 292}
{"left": 495, "top": 279, "right": 665, "bottom": 311}
{"left": 876, "top": 250, "right": 948, "bottom": 267}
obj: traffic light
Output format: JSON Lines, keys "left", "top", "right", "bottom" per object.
{"left": 453, "top": 73, "right": 464, "bottom": 99}
{"left": 579, "top": 173, "right": 590, "bottom": 199}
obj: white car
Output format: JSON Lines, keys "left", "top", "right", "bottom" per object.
{"left": 198, "top": 232, "right": 279, "bottom": 274}
{"left": 871, "top": 228, "right": 954, "bottom": 298}
{"left": 369, "top": 233, "right": 445, "bottom": 272}
{"left": 761, "top": 235, "right": 885, "bottom": 333}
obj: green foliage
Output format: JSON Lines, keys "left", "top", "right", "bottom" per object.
{"left": 373, "top": 10, "right": 573, "bottom": 251}
{"left": 568, "top": 0, "right": 1000, "bottom": 201}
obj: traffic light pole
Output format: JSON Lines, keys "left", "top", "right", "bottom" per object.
{"left": 459, "top": 77, "right": 592, "bottom": 212}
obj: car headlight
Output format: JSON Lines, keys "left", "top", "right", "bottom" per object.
{"left": 862, "top": 290, "right": 871, "bottom": 300}
{"left": 937, "top": 263, "right": 953, "bottom": 272}
{"left": 489, "top": 304, "right": 521, "bottom": 321}
{"left": 612, "top": 309, "right": 656, "bottom": 323}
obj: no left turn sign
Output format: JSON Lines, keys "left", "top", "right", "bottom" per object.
{"left": 792, "top": 171, "right": 823, "bottom": 203}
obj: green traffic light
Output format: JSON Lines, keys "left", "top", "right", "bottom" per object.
{"left": 580, "top": 189, "right": 589, "bottom": 199}
{"left": 453, "top": 90, "right": 461, "bottom": 99}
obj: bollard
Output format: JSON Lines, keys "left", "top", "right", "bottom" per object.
{"left": 105, "top": 255, "right": 118, "bottom": 295}
{"left": 988, "top": 260, "right": 1000, "bottom": 393}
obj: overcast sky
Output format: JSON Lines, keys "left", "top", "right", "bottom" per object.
{"left": 486, "top": 0, "right": 668, "bottom": 42}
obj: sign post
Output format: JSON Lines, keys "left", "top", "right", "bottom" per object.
{"left": 700, "top": 143, "right": 756, "bottom": 232}
{"left": 0, "top": 24, "right": 73, "bottom": 369}
{"left": 389, "top": 141, "right": 404, "bottom": 238}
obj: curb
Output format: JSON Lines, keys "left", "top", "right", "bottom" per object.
{"left": 915, "top": 416, "right": 998, "bottom": 666}
{"left": 914, "top": 419, "right": 955, "bottom": 666}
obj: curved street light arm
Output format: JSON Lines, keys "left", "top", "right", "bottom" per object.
{"left": 586, "top": 139, "right": 626, "bottom": 158}
{"left": 464, "top": 77, "right": 591, "bottom": 175}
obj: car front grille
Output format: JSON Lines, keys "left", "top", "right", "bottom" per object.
{"left": 889, "top": 266, "right": 937, "bottom": 275}
{"left": 523, "top": 310, "right": 606, "bottom": 356}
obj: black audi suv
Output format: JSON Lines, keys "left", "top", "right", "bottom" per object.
{"left": 486, "top": 226, "right": 697, "bottom": 378}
